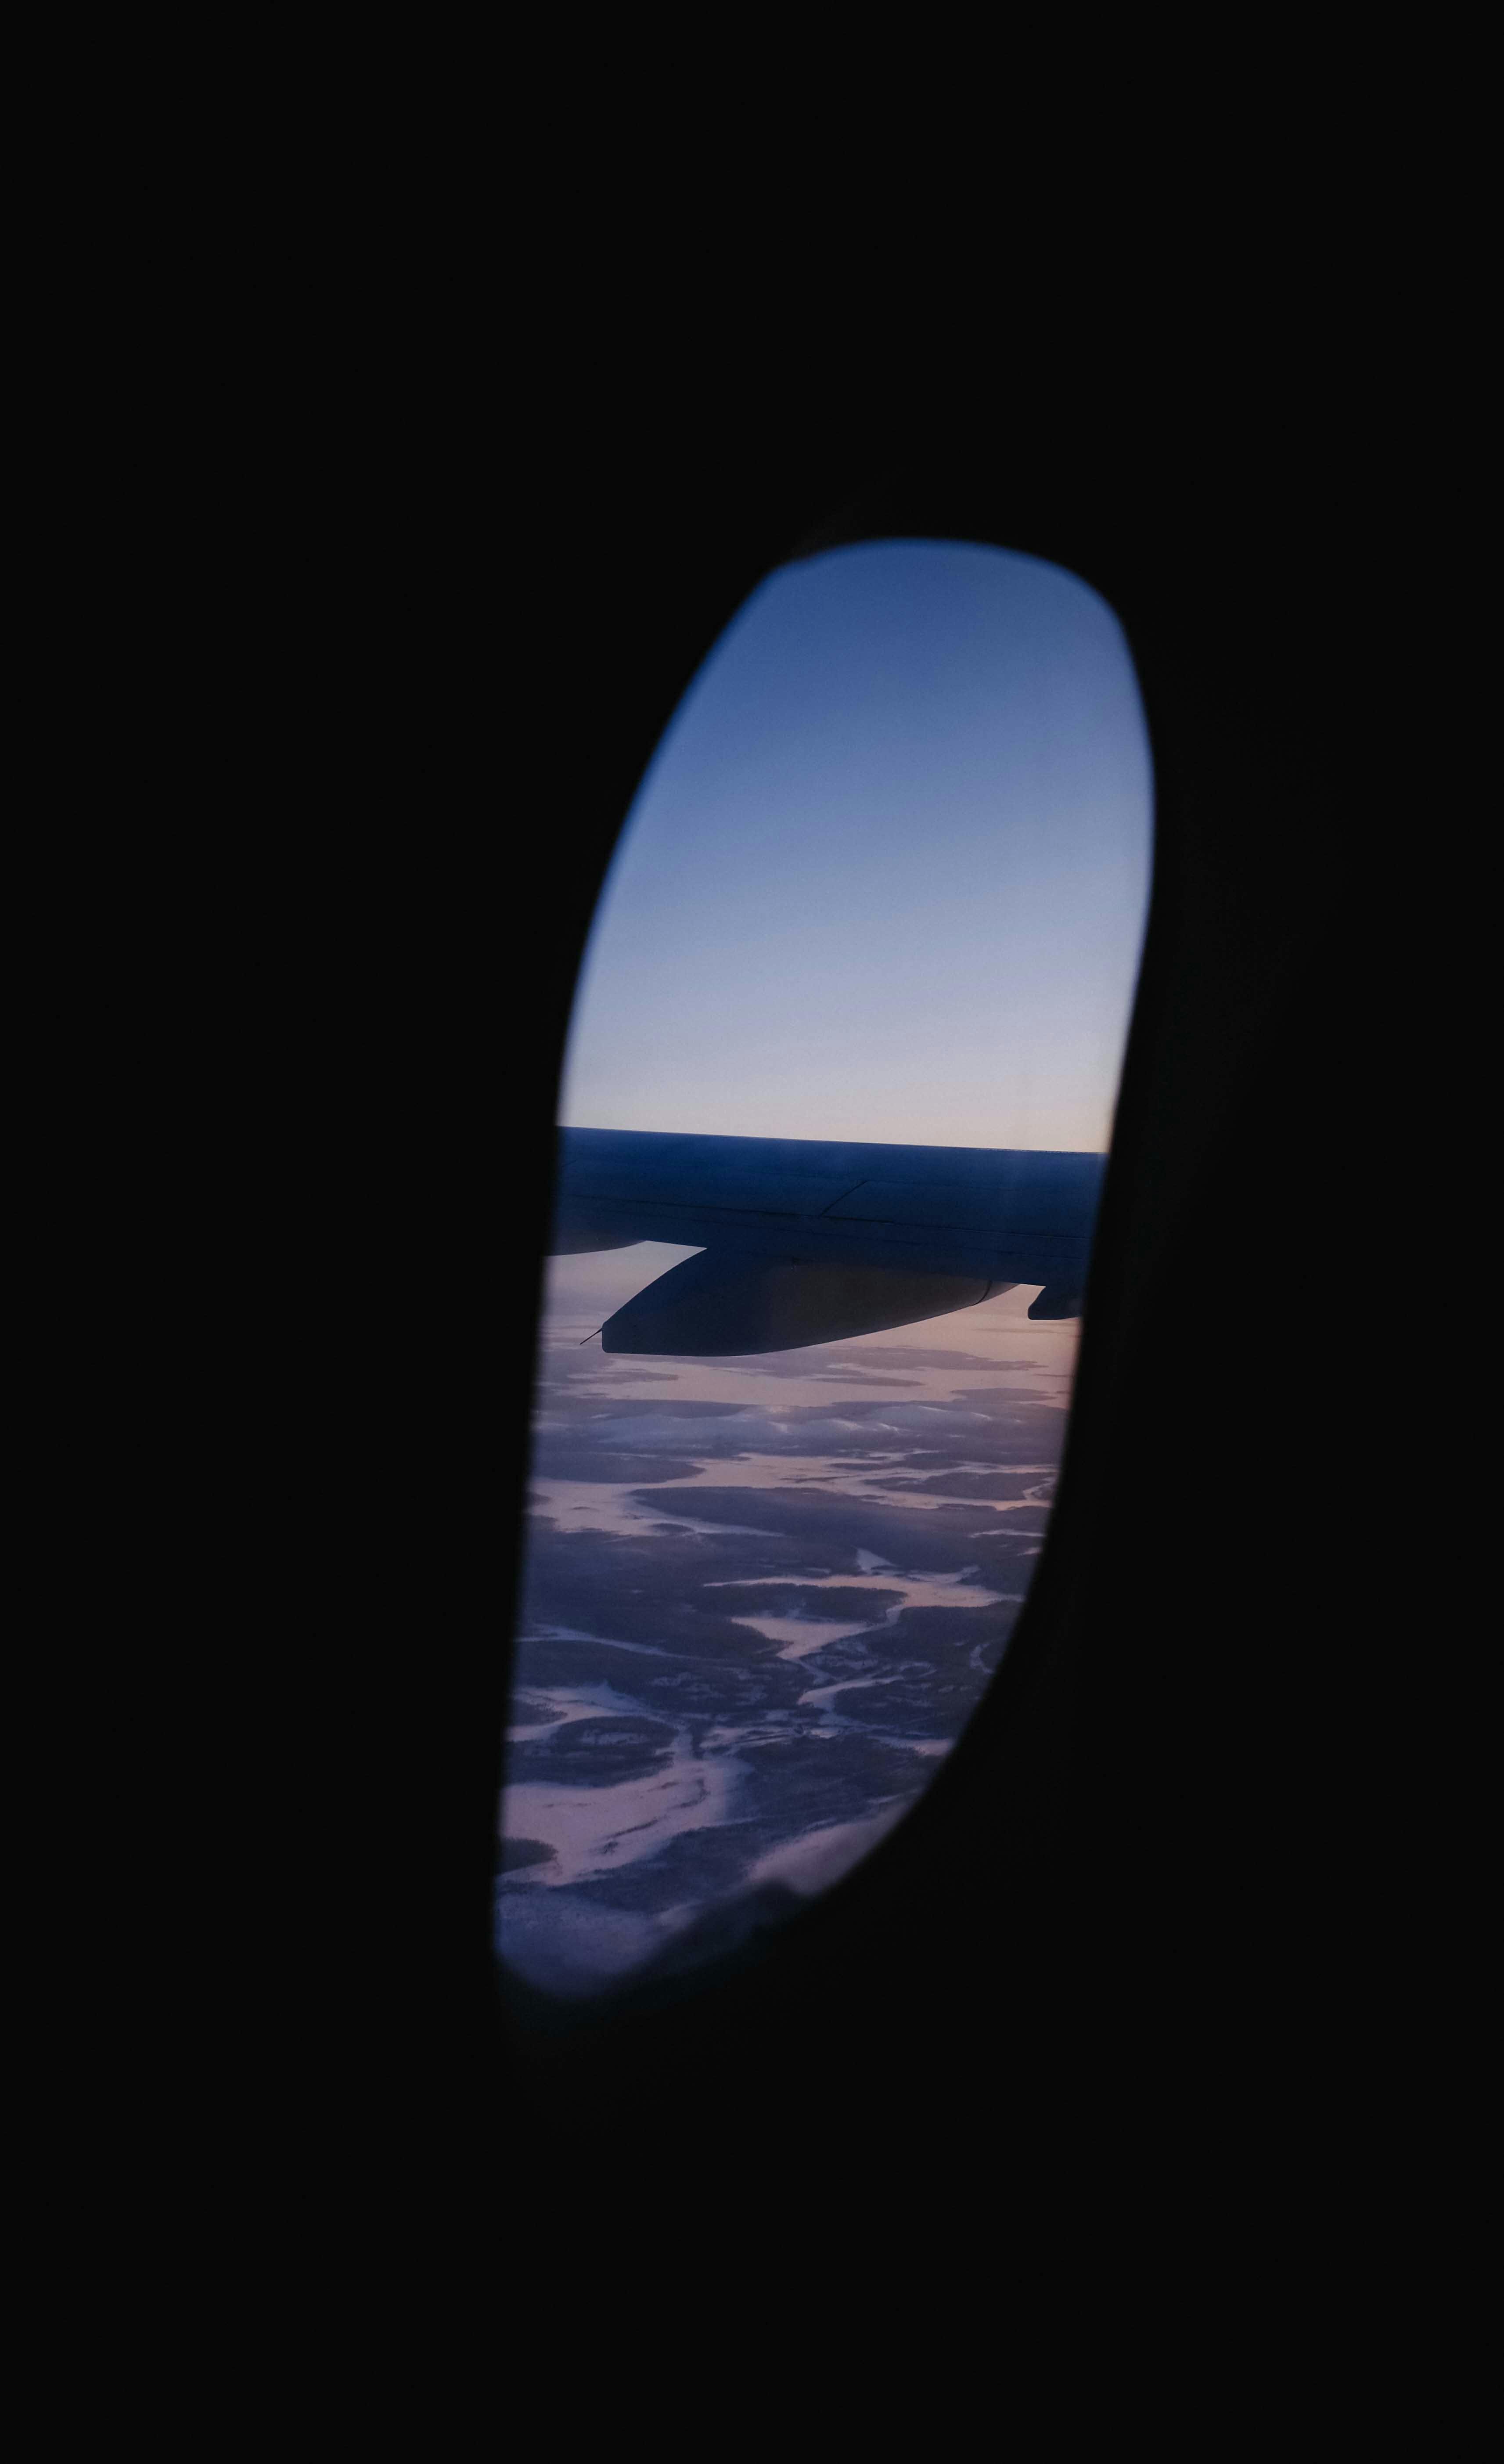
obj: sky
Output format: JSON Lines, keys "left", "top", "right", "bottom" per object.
{"left": 558, "top": 540, "right": 1153, "bottom": 1156}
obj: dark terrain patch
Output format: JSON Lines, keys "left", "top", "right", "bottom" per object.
{"left": 507, "top": 1715, "right": 678, "bottom": 1786}
{"left": 520, "top": 1524, "right": 808, "bottom": 1657}
{"left": 563, "top": 1821, "right": 765, "bottom": 1914}
{"left": 872, "top": 1472, "right": 1052, "bottom": 1500}
{"left": 511, "top": 1630, "right": 808, "bottom": 1720}
{"left": 551, "top": 1398, "right": 749, "bottom": 1423}
{"left": 530, "top": 1448, "right": 705, "bottom": 1484}
{"left": 731, "top": 1729, "right": 928, "bottom": 1831}
{"left": 705, "top": 1583, "right": 903, "bottom": 1623}
{"left": 605, "top": 1483, "right": 1051, "bottom": 1593}
{"left": 825, "top": 1678, "right": 978, "bottom": 1734}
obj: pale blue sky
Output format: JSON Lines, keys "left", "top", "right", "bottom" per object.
{"left": 559, "top": 540, "right": 1152, "bottom": 1155}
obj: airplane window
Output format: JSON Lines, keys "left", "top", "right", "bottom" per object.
{"left": 500, "top": 540, "right": 1152, "bottom": 1999}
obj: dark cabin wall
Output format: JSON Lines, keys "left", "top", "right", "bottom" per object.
{"left": 388, "top": 411, "right": 1408, "bottom": 2231}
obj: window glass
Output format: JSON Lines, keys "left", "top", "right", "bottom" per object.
{"left": 500, "top": 541, "right": 1151, "bottom": 1998}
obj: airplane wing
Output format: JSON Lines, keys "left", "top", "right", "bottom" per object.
{"left": 551, "top": 1128, "right": 1105, "bottom": 1353}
